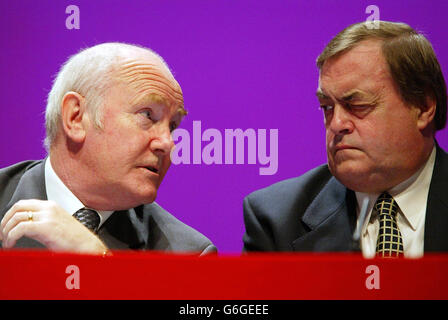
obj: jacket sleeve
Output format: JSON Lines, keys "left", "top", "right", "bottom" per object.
{"left": 242, "top": 195, "right": 276, "bottom": 252}
{"left": 199, "top": 243, "right": 218, "bottom": 256}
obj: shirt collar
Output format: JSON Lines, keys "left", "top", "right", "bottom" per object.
{"left": 389, "top": 146, "right": 436, "bottom": 230}
{"left": 44, "top": 157, "right": 113, "bottom": 228}
{"left": 355, "top": 145, "right": 436, "bottom": 231}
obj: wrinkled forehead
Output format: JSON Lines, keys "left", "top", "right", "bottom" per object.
{"left": 319, "top": 40, "right": 387, "bottom": 80}
{"left": 113, "top": 52, "right": 185, "bottom": 112}
{"left": 317, "top": 40, "right": 391, "bottom": 95}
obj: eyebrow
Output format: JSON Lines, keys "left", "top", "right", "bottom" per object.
{"left": 177, "top": 106, "right": 188, "bottom": 117}
{"left": 340, "top": 90, "right": 369, "bottom": 102}
{"left": 316, "top": 89, "right": 371, "bottom": 102}
{"left": 134, "top": 93, "right": 188, "bottom": 116}
{"left": 316, "top": 89, "right": 328, "bottom": 100}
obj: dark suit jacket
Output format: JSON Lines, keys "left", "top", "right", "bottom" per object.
{"left": 243, "top": 146, "right": 448, "bottom": 252}
{"left": 0, "top": 160, "right": 216, "bottom": 255}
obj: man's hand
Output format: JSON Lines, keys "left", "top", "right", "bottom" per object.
{"left": 0, "top": 199, "right": 108, "bottom": 254}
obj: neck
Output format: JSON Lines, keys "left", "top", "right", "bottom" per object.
{"left": 49, "top": 143, "right": 107, "bottom": 209}
{"left": 372, "top": 138, "right": 435, "bottom": 193}
{"left": 49, "top": 145, "right": 84, "bottom": 202}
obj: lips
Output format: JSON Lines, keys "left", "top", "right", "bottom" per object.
{"left": 139, "top": 164, "right": 159, "bottom": 174}
{"left": 145, "top": 166, "right": 159, "bottom": 174}
{"left": 334, "top": 144, "right": 355, "bottom": 151}
{"left": 332, "top": 144, "right": 360, "bottom": 155}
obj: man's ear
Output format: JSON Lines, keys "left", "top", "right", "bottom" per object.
{"left": 416, "top": 95, "right": 436, "bottom": 131}
{"left": 61, "top": 91, "right": 88, "bottom": 143}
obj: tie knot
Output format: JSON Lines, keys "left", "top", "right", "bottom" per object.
{"left": 374, "top": 192, "right": 399, "bottom": 217}
{"left": 73, "top": 208, "right": 101, "bottom": 233}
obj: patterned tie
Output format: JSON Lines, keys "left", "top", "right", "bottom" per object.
{"left": 375, "top": 192, "right": 404, "bottom": 257}
{"left": 73, "top": 208, "right": 101, "bottom": 234}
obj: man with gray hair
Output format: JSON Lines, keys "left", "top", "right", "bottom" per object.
{"left": 0, "top": 42, "right": 216, "bottom": 255}
{"left": 243, "top": 21, "right": 448, "bottom": 257}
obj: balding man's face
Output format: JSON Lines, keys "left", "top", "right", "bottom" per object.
{"left": 81, "top": 57, "right": 185, "bottom": 210}
{"left": 317, "top": 40, "right": 429, "bottom": 193}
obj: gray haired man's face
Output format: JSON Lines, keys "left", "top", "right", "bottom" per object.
{"left": 80, "top": 57, "right": 184, "bottom": 210}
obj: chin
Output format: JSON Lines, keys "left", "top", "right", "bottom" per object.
{"left": 138, "top": 189, "right": 157, "bottom": 205}
{"left": 120, "top": 188, "right": 157, "bottom": 208}
{"left": 131, "top": 178, "right": 159, "bottom": 204}
{"left": 330, "top": 162, "right": 374, "bottom": 192}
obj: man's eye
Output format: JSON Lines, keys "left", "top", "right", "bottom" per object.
{"left": 320, "top": 105, "right": 333, "bottom": 112}
{"left": 170, "top": 122, "right": 178, "bottom": 132}
{"left": 347, "top": 104, "right": 370, "bottom": 112}
{"left": 140, "top": 110, "right": 153, "bottom": 120}
{"left": 347, "top": 104, "right": 367, "bottom": 110}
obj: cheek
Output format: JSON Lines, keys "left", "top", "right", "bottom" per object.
{"left": 325, "top": 128, "right": 334, "bottom": 146}
{"left": 105, "top": 121, "right": 149, "bottom": 152}
{"left": 159, "top": 156, "right": 172, "bottom": 179}
{"left": 357, "top": 123, "right": 420, "bottom": 169}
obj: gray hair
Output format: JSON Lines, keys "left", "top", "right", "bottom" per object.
{"left": 44, "top": 42, "right": 169, "bottom": 150}
{"left": 316, "top": 21, "right": 447, "bottom": 131}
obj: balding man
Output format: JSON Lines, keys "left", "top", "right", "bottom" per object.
{"left": 0, "top": 43, "right": 216, "bottom": 255}
{"left": 243, "top": 21, "right": 448, "bottom": 257}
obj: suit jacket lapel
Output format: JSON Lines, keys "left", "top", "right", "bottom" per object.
{"left": 424, "top": 145, "right": 448, "bottom": 251}
{"left": 292, "top": 176, "right": 357, "bottom": 252}
{"left": 100, "top": 207, "right": 147, "bottom": 250}
{"left": 6, "top": 161, "right": 47, "bottom": 210}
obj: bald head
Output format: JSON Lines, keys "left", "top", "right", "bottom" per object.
{"left": 115, "top": 54, "right": 184, "bottom": 111}
{"left": 45, "top": 42, "right": 185, "bottom": 150}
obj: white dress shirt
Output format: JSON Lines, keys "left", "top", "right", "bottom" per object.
{"left": 355, "top": 146, "right": 436, "bottom": 258}
{"left": 44, "top": 157, "right": 113, "bottom": 228}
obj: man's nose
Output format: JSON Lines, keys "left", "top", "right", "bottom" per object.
{"left": 328, "top": 104, "right": 354, "bottom": 135}
{"left": 150, "top": 124, "right": 174, "bottom": 156}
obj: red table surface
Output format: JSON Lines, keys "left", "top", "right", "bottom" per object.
{"left": 0, "top": 250, "right": 446, "bottom": 300}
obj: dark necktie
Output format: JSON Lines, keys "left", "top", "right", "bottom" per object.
{"left": 375, "top": 192, "right": 404, "bottom": 257}
{"left": 73, "top": 208, "right": 101, "bottom": 234}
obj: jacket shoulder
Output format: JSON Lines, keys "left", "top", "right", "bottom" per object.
{"left": 245, "top": 164, "right": 333, "bottom": 209}
{"left": 0, "top": 160, "right": 43, "bottom": 208}
{"left": 242, "top": 164, "right": 335, "bottom": 251}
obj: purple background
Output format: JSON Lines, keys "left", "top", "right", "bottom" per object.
{"left": 1, "top": 0, "right": 448, "bottom": 253}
